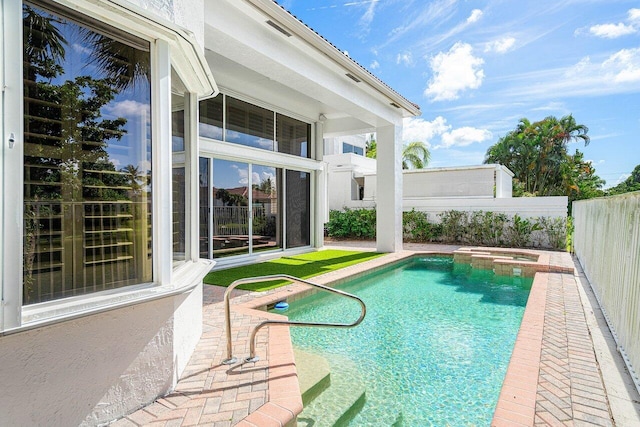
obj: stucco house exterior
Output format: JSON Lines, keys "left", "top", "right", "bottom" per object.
{"left": 0, "top": 0, "right": 418, "bottom": 424}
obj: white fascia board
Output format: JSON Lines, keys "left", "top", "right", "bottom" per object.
{"left": 242, "top": 0, "right": 420, "bottom": 118}
{"left": 58, "top": 0, "right": 218, "bottom": 98}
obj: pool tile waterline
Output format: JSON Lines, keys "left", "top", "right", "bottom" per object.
{"left": 118, "top": 246, "right": 615, "bottom": 426}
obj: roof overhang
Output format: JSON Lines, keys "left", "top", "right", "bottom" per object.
{"left": 203, "top": 0, "right": 420, "bottom": 134}
{"left": 243, "top": 0, "right": 420, "bottom": 118}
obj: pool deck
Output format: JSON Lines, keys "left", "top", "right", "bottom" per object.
{"left": 113, "top": 242, "right": 640, "bottom": 427}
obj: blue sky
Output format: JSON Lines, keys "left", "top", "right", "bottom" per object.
{"left": 280, "top": 0, "right": 640, "bottom": 188}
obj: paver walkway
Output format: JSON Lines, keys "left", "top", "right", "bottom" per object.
{"left": 113, "top": 243, "right": 638, "bottom": 426}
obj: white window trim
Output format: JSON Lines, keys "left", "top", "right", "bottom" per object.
{"left": 200, "top": 138, "right": 322, "bottom": 173}
{"left": 2, "top": 0, "right": 25, "bottom": 330}
{"left": 1, "top": 0, "right": 215, "bottom": 333}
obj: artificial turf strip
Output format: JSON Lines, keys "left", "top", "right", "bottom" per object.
{"left": 203, "top": 249, "right": 383, "bottom": 292}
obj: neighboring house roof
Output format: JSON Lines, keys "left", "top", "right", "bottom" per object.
{"left": 244, "top": 0, "right": 421, "bottom": 117}
{"left": 213, "top": 187, "right": 275, "bottom": 203}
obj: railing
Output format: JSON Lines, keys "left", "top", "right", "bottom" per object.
{"left": 222, "top": 274, "right": 367, "bottom": 364}
{"left": 213, "top": 205, "right": 265, "bottom": 236}
{"left": 573, "top": 192, "right": 640, "bottom": 394}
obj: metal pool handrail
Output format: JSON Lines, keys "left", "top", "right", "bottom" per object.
{"left": 222, "top": 274, "right": 367, "bottom": 364}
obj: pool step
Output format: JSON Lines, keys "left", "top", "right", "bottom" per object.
{"left": 295, "top": 350, "right": 366, "bottom": 427}
{"left": 294, "top": 348, "right": 331, "bottom": 405}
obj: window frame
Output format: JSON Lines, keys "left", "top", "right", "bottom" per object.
{"left": 1, "top": 0, "right": 211, "bottom": 333}
{"left": 200, "top": 92, "right": 314, "bottom": 161}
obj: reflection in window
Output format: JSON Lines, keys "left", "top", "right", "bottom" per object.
{"left": 277, "top": 114, "right": 310, "bottom": 158}
{"left": 199, "top": 94, "right": 223, "bottom": 140}
{"left": 199, "top": 158, "right": 210, "bottom": 258}
{"left": 252, "top": 166, "right": 282, "bottom": 252}
{"left": 22, "top": 3, "right": 152, "bottom": 304}
{"left": 172, "top": 90, "right": 186, "bottom": 263}
{"left": 172, "top": 109, "right": 185, "bottom": 152}
{"left": 225, "top": 97, "right": 274, "bottom": 150}
{"left": 286, "top": 170, "right": 310, "bottom": 248}
{"left": 343, "top": 142, "right": 364, "bottom": 156}
{"left": 212, "top": 159, "right": 249, "bottom": 258}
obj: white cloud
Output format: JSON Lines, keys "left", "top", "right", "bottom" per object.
{"left": 484, "top": 37, "right": 516, "bottom": 54}
{"left": 380, "top": 0, "right": 457, "bottom": 50}
{"left": 233, "top": 165, "right": 248, "bottom": 185}
{"left": 103, "top": 100, "right": 150, "bottom": 118}
{"left": 585, "top": 8, "right": 640, "bottom": 39}
{"left": 589, "top": 23, "right": 636, "bottom": 38}
{"left": 466, "top": 9, "right": 483, "bottom": 24}
{"left": 437, "top": 127, "right": 492, "bottom": 149}
{"left": 602, "top": 48, "right": 640, "bottom": 83}
{"left": 396, "top": 52, "right": 414, "bottom": 66}
{"left": 252, "top": 172, "right": 260, "bottom": 185}
{"left": 259, "top": 170, "right": 276, "bottom": 184}
{"left": 565, "top": 56, "right": 592, "bottom": 77}
{"left": 72, "top": 43, "right": 93, "bottom": 56}
{"left": 402, "top": 116, "right": 450, "bottom": 145}
{"left": 403, "top": 117, "right": 492, "bottom": 151}
{"left": 424, "top": 42, "right": 485, "bottom": 101}
{"left": 501, "top": 48, "right": 640, "bottom": 100}
{"left": 357, "top": 0, "right": 379, "bottom": 37}
{"left": 531, "top": 101, "right": 567, "bottom": 112}
{"left": 370, "top": 60, "right": 380, "bottom": 70}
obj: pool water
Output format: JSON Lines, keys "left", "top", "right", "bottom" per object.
{"left": 283, "top": 257, "right": 532, "bottom": 426}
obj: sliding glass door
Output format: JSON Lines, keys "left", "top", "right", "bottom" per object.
{"left": 199, "top": 157, "right": 309, "bottom": 259}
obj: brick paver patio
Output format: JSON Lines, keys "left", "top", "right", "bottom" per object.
{"left": 113, "top": 244, "right": 637, "bottom": 426}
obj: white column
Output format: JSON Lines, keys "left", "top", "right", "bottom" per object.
{"left": 314, "top": 121, "right": 326, "bottom": 248}
{"left": 376, "top": 123, "right": 403, "bottom": 252}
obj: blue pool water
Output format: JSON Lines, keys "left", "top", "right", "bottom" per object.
{"left": 283, "top": 257, "right": 532, "bottom": 426}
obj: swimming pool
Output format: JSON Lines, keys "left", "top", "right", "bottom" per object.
{"left": 282, "top": 256, "right": 532, "bottom": 426}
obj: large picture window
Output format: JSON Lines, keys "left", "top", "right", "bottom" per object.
{"left": 22, "top": 2, "right": 152, "bottom": 304}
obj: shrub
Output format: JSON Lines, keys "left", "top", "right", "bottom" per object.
{"left": 504, "top": 214, "right": 541, "bottom": 248}
{"left": 534, "top": 216, "right": 567, "bottom": 250}
{"left": 439, "top": 210, "right": 469, "bottom": 243}
{"left": 403, "top": 209, "right": 441, "bottom": 242}
{"left": 467, "top": 211, "right": 508, "bottom": 246}
{"left": 325, "top": 208, "right": 566, "bottom": 250}
{"left": 326, "top": 208, "right": 376, "bottom": 239}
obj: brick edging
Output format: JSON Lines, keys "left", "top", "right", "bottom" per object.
{"left": 492, "top": 273, "right": 548, "bottom": 426}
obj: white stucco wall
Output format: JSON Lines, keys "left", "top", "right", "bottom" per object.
{"left": 403, "top": 196, "right": 568, "bottom": 220}
{"left": 362, "top": 164, "right": 513, "bottom": 200}
{"left": 326, "top": 162, "right": 566, "bottom": 220}
{"left": 0, "top": 287, "right": 202, "bottom": 426}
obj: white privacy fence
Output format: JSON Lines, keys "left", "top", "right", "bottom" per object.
{"left": 573, "top": 192, "right": 640, "bottom": 392}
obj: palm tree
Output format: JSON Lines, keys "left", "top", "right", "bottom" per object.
{"left": 402, "top": 141, "right": 431, "bottom": 169}
{"left": 365, "top": 138, "right": 377, "bottom": 159}
{"left": 83, "top": 31, "right": 150, "bottom": 91}
{"left": 484, "top": 115, "right": 596, "bottom": 197}
{"left": 23, "top": 5, "right": 66, "bottom": 79}
{"left": 365, "top": 138, "right": 431, "bottom": 170}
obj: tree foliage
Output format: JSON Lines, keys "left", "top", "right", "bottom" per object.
{"left": 365, "top": 138, "right": 431, "bottom": 170}
{"left": 484, "top": 115, "right": 604, "bottom": 202}
{"left": 607, "top": 164, "right": 640, "bottom": 195}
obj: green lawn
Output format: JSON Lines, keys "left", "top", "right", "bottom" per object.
{"left": 203, "top": 249, "right": 383, "bottom": 292}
